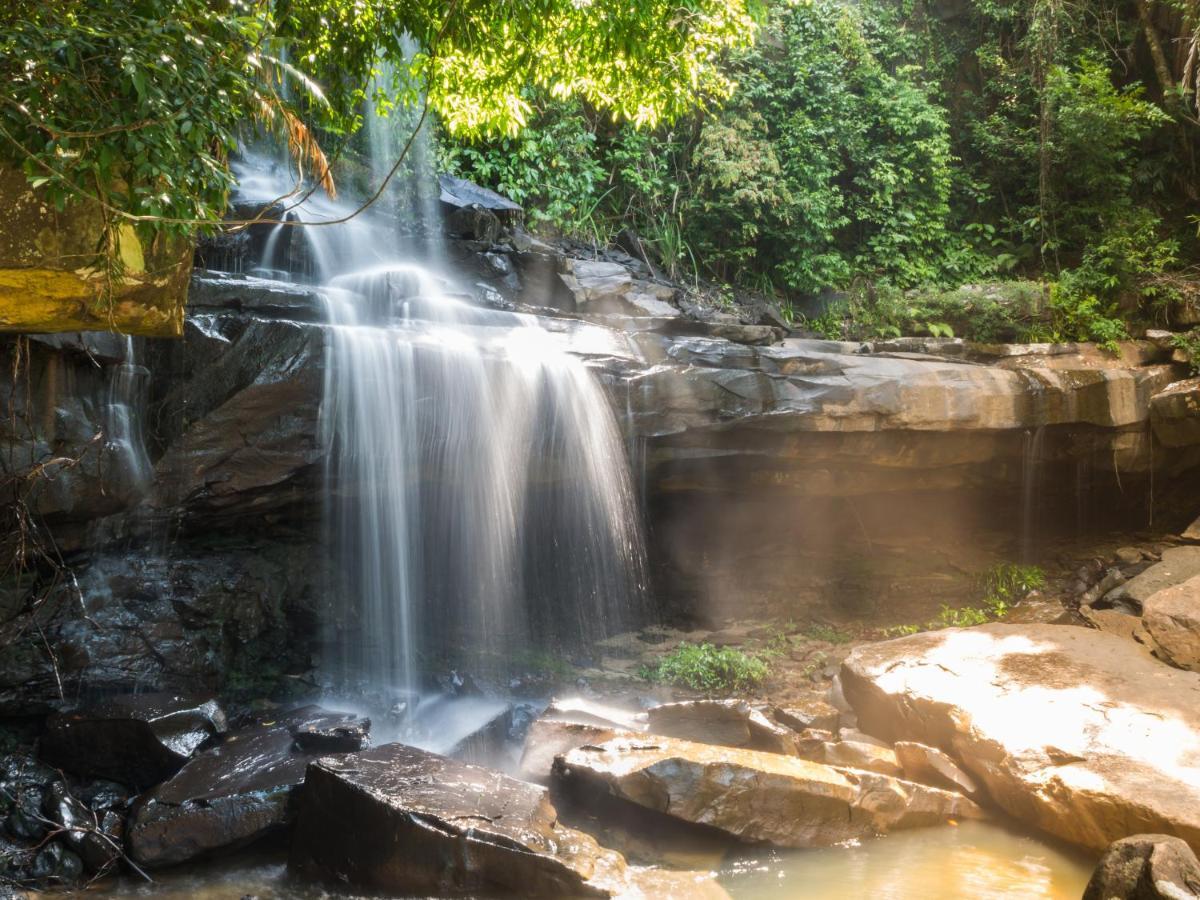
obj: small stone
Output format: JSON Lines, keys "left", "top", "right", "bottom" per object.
{"left": 1114, "top": 547, "right": 1144, "bottom": 566}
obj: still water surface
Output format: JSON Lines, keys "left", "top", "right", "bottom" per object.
{"left": 105, "top": 821, "right": 1092, "bottom": 899}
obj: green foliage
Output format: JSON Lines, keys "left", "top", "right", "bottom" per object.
{"left": 803, "top": 623, "right": 853, "bottom": 645}
{"left": 684, "top": 0, "right": 980, "bottom": 293}
{"left": 1026, "top": 283, "right": 1131, "bottom": 352}
{"left": 0, "top": 0, "right": 267, "bottom": 243}
{"left": 1172, "top": 330, "right": 1200, "bottom": 374}
{"left": 0, "top": 0, "right": 753, "bottom": 259}
{"left": 977, "top": 562, "right": 1045, "bottom": 617}
{"left": 804, "top": 282, "right": 1047, "bottom": 343}
{"left": 439, "top": 102, "right": 607, "bottom": 237}
{"left": 931, "top": 604, "right": 991, "bottom": 628}
{"left": 640, "top": 642, "right": 769, "bottom": 695}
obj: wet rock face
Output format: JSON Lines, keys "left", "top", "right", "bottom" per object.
{"left": 40, "top": 693, "right": 227, "bottom": 787}
{"left": 553, "top": 736, "right": 982, "bottom": 849}
{"left": 291, "top": 742, "right": 630, "bottom": 897}
{"left": 840, "top": 624, "right": 1200, "bottom": 852}
{"left": 127, "top": 706, "right": 368, "bottom": 866}
{"left": 1083, "top": 834, "right": 1200, "bottom": 900}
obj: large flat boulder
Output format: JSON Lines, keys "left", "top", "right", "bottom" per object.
{"left": 290, "top": 743, "right": 630, "bottom": 897}
{"left": 840, "top": 624, "right": 1200, "bottom": 852}
{"left": 39, "top": 693, "right": 227, "bottom": 787}
{"left": 552, "top": 736, "right": 982, "bottom": 849}
{"left": 1144, "top": 575, "right": 1200, "bottom": 671}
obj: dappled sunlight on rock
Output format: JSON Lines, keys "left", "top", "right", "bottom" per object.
{"left": 843, "top": 624, "right": 1200, "bottom": 851}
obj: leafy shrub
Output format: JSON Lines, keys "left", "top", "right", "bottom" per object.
{"left": 640, "top": 642, "right": 768, "bottom": 694}
{"left": 1172, "top": 330, "right": 1200, "bottom": 375}
{"left": 979, "top": 563, "right": 1045, "bottom": 616}
{"left": 803, "top": 623, "right": 853, "bottom": 645}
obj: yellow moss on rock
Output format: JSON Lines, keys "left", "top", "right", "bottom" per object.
{"left": 0, "top": 167, "right": 192, "bottom": 337}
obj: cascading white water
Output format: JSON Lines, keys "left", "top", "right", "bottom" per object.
{"left": 102, "top": 337, "right": 152, "bottom": 499}
{"left": 233, "top": 71, "right": 646, "bottom": 722}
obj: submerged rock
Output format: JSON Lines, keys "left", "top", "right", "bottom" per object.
{"left": 290, "top": 742, "right": 633, "bottom": 897}
{"left": 1143, "top": 575, "right": 1200, "bottom": 671}
{"left": 1083, "top": 834, "right": 1200, "bottom": 900}
{"left": 40, "top": 693, "right": 227, "bottom": 787}
{"left": 553, "top": 736, "right": 982, "bottom": 849}
{"left": 840, "top": 624, "right": 1200, "bottom": 852}
{"left": 128, "top": 707, "right": 368, "bottom": 867}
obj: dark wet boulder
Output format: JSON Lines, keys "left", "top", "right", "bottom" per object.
{"left": 1083, "top": 834, "right": 1200, "bottom": 900}
{"left": 290, "top": 742, "right": 632, "bottom": 897}
{"left": 281, "top": 704, "right": 371, "bottom": 754}
{"left": 42, "top": 782, "right": 125, "bottom": 874}
{"left": 31, "top": 842, "right": 84, "bottom": 886}
{"left": 128, "top": 707, "right": 369, "bottom": 867}
{"left": 40, "top": 693, "right": 228, "bottom": 787}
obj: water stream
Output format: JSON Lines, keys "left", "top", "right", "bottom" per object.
{"left": 231, "top": 72, "right": 645, "bottom": 740}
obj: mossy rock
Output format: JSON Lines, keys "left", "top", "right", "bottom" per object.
{"left": 0, "top": 167, "right": 192, "bottom": 336}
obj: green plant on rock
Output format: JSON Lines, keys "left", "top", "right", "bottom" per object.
{"left": 640, "top": 642, "right": 768, "bottom": 695}
{"left": 979, "top": 562, "right": 1045, "bottom": 616}
{"left": 1172, "top": 329, "right": 1200, "bottom": 375}
{"left": 803, "top": 623, "right": 853, "bottom": 645}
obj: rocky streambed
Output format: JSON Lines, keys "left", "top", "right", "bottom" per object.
{"left": 6, "top": 567, "right": 1200, "bottom": 898}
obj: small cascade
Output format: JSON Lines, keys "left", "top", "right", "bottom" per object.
{"left": 1019, "top": 425, "right": 1047, "bottom": 562}
{"left": 101, "top": 337, "right": 152, "bottom": 501}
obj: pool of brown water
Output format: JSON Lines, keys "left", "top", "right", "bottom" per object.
{"left": 102, "top": 820, "right": 1092, "bottom": 898}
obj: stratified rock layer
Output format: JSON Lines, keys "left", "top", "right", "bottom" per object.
{"left": 553, "top": 736, "right": 981, "bottom": 849}
{"left": 291, "top": 743, "right": 630, "bottom": 897}
{"left": 840, "top": 624, "right": 1200, "bottom": 852}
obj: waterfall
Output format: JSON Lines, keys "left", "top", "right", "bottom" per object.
{"left": 102, "top": 337, "right": 152, "bottom": 500}
{"left": 1020, "top": 425, "right": 1046, "bottom": 563}
{"left": 232, "top": 70, "right": 647, "bottom": 713}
